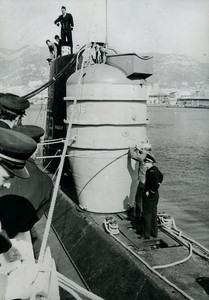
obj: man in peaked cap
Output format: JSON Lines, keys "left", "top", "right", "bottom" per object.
{"left": 0, "top": 93, "right": 30, "bottom": 129}
{"left": 0, "top": 127, "right": 36, "bottom": 180}
{"left": 1, "top": 124, "right": 54, "bottom": 223}
{"left": 13, "top": 125, "right": 45, "bottom": 143}
{"left": 142, "top": 153, "right": 163, "bottom": 239}
{"left": 0, "top": 128, "right": 38, "bottom": 261}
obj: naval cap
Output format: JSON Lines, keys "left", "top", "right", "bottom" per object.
{"left": 0, "top": 93, "right": 30, "bottom": 114}
{"left": 0, "top": 128, "right": 37, "bottom": 178}
{"left": 13, "top": 125, "right": 45, "bottom": 142}
{"left": 144, "top": 153, "right": 156, "bottom": 163}
{"left": 0, "top": 120, "right": 10, "bottom": 129}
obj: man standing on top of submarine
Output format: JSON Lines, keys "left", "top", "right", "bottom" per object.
{"left": 142, "top": 154, "right": 163, "bottom": 239}
{"left": 54, "top": 6, "right": 74, "bottom": 54}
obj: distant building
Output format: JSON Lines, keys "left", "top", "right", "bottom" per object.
{"left": 148, "top": 93, "right": 168, "bottom": 105}
{"left": 177, "top": 94, "right": 209, "bottom": 108}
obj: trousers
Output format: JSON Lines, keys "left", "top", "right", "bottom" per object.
{"left": 142, "top": 192, "right": 159, "bottom": 239}
{"left": 61, "top": 29, "right": 73, "bottom": 52}
{"left": 135, "top": 181, "right": 144, "bottom": 218}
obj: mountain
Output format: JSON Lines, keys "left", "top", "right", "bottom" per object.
{"left": 0, "top": 45, "right": 49, "bottom": 93}
{"left": 0, "top": 46, "right": 208, "bottom": 95}
{"left": 145, "top": 53, "right": 209, "bottom": 89}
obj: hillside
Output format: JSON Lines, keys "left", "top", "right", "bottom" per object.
{"left": 0, "top": 45, "right": 49, "bottom": 89}
{"left": 0, "top": 46, "right": 208, "bottom": 94}
{"left": 147, "top": 53, "right": 209, "bottom": 88}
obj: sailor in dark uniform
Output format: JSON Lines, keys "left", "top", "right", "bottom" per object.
{"left": 0, "top": 93, "right": 30, "bottom": 129}
{"left": 54, "top": 6, "right": 74, "bottom": 53}
{"left": 0, "top": 128, "right": 38, "bottom": 262}
{"left": 142, "top": 154, "right": 163, "bottom": 239}
{"left": 1, "top": 125, "right": 54, "bottom": 220}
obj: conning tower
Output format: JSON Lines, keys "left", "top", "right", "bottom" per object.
{"left": 64, "top": 51, "right": 153, "bottom": 213}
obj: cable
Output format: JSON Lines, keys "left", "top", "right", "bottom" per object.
{"left": 153, "top": 242, "right": 193, "bottom": 270}
{"left": 158, "top": 213, "right": 209, "bottom": 260}
{"left": 78, "top": 151, "right": 128, "bottom": 197}
{"left": 22, "top": 55, "right": 77, "bottom": 100}
{"left": 58, "top": 272, "right": 104, "bottom": 300}
{"left": 38, "top": 43, "right": 92, "bottom": 264}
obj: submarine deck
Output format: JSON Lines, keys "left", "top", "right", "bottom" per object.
{"left": 33, "top": 181, "right": 209, "bottom": 300}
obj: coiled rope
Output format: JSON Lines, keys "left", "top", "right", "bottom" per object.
{"left": 158, "top": 213, "right": 209, "bottom": 260}
{"left": 104, "top": 212, "right": 209, "bottom": 300}
{"left": 109, "top": 233, "right": 195, "bottom": 300}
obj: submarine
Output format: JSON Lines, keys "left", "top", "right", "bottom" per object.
{"left": 34, "top": 43, "right": 209, "bottom": 300}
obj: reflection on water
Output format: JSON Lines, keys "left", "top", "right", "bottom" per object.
{"left": 147, "top": 106, "right": 209, "bottom": 248}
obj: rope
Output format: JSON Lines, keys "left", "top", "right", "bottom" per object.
{"left": 110, "top": 234, "right": 195, "bottom": 300}
{"left": 58, "top": 283, "right": 83, "bottom": 300}
{"left": 152, "top": 241, "right": 193, "bottom": 270}
{"left": 38, "top": 42, "right": 92, "bottom": 264}
{"left": 57, "top": 272, "right": 104, "bottom": 300}
{"left": 41, "top": 140, "right": 65, "bottom": 146}
{"left": 34, "top": 102, "right": 47, "bottom": 127}
{"left": 104, "top": 218, "right": 119, "bottom": 235}
{"left": 78, "top": 151, "right": 128, "bottom": 197}
{"left": 36, "top": 147, "right": 130, "bottom": 159}
{"left": 40, "top": 137, "right": 65, "bottom": 143}
{"left": 42, "top": 149, "right": 61, "bottom": 171}
{"left": 22, "top": 55, "right": 77, "bottom": 100}
{"left": 158, "top": 213, "right": 209, "bottom": 260}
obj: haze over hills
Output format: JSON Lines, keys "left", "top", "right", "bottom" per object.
{"left": 0, "top": 45, "right": 208, "bottom": 96}
{"left": 147, "top": 53, "right": 209, "bottom": 90}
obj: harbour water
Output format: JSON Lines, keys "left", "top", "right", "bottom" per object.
{"left": 147, "top": 106, "right": 209, "bottom": 248}
{"left": 25, "top": 104, "right": 209, "bottom": 248}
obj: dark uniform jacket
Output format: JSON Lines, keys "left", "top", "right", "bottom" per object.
{"left": 0, "top": 158, "right": 53, "bottom": 219}
{"left": 0, "top": 195, "right": 39, "bottom": 253}
{"left": 144, "top": 165, "right": 163, "bottom": 198}
{"left": 0, "top": 160, "right": 53, "bottom": 253}
{"left": 54, "top": 13, "right": 74, "bottom": 31}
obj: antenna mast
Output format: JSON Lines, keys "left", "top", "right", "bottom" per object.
{"left": 105, "top": 0, "right": 108, "bottom": 44}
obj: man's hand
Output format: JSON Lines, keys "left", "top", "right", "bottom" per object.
{"left": 4, "top": 246, "right": 22, "bottom": 262}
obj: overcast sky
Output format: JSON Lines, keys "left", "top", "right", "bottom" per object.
{"left": 0, "top": 0, "right": 209, "bottom": 62}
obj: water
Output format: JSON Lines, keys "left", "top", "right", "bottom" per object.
{"left": 25, "top": 104, "right": 209, "bottom": 248}
{"left": 147, "top": 106, "right": 209, "bottom": 248}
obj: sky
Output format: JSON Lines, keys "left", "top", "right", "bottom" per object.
{"left": 0, "top": 0, "right": 209, "bottom": 62}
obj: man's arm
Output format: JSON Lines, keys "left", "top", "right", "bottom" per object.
{"left": 148, "top": 167, "right": 164, "bottom": 194}
{"left": 69, "top": 13, "right": 74, "bottom": 29}
{"left": 54, "top": 15, "right": 62, "bottom": 25}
